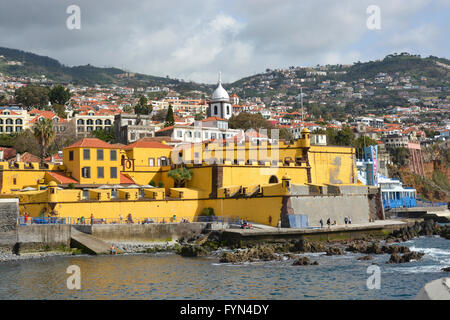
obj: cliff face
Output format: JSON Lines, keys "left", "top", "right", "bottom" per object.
{"left": 390, "top": 141, "right": 449, "bottom": 202}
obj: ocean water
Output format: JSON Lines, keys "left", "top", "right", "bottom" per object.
{"left": 0, "top": 237, "right": 448, "bottom": 300}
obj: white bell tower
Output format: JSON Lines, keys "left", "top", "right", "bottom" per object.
{"left": 208, "top": 72, "right": 232, "bottom": 119}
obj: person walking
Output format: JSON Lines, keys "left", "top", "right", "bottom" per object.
{"left": 349, "top": 217, "right": 352, "bottom": 224}
{"left": 119, "top": 214, "right": 123, "bottom": 224}
{"left": 326, "top": 218, "right": 331, "bottom": 228}
{"left": 320, "top": 218, "right": 324, "bottom": 228}
{"left": 90, "top": 213, "right": 94, "bottom": 225}
{"left": 344, "top": 217, "right": 348, "bottom": 225}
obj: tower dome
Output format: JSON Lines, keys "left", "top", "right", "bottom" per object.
{"left": 211, "top": 72, "right": 229, "bottom": 102}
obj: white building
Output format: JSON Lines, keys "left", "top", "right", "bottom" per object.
{"left": 208, "top": 73, "right": 233, "bottom": 120}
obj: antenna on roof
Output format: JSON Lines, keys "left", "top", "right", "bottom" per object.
{"left": 301, "top": 87, "right": 304, "bottom": 123}
{"left": 218, "top": 71, "right": 222, "bottom": 84}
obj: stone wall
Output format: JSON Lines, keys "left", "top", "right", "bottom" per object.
{"left": 282, "top": 184, "right": 373, "bottom": 228}
{"left": 0, "top": 198, "right": 19, "bottom": 253}
{"left": 84, "top": 223, "right": 206, "bottom": 243}
{"left": 17, "top": 225, "right": 71, "bottom": 252}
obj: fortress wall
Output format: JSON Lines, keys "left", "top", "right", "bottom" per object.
{"left": 17, "top": 224, "right": 71, "bottom": 251}
{"left": 287, "top": 194, "right": 371, "bottom": 227}
{"left": 86, "top": 223, "right": 205, "bottom": 243}
{"left": 0, "top": 198, "right": 19, "bottom": 252}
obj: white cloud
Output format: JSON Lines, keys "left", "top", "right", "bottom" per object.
{"left": 0, "top": 0, "right": 447, "bottom": 83}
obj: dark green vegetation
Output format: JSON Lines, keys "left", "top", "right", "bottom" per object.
{"left": 0, "top": 47, "right": 213, "bottom": 91}
{"left": 168, "top": 167, "right": 193, "bottom": 187}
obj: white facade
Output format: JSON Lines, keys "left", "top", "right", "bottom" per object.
{"left": 208, "top": 73, "right": 232, "bottom": 120}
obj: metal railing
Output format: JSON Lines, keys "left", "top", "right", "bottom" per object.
{"left": 18, "top": 215, "right": 243, "bottom": 226}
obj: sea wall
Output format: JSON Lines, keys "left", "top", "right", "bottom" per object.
{"left": 0, "top": 199, "right": 19, "bottom": 253}
{"left": 281, "top": 184, "right": 378, "bottom": 228}
{"left": 17, "top": 225, "right": 71, "bottom": 252}
{"left": 75, "top": 223, "right": 206, "bottom": 243}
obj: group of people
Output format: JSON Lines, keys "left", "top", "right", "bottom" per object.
{"left": 319, "top": 216, "right": 352, "bottom": 228}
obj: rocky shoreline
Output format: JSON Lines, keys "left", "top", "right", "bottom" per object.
{"left": 174, "top": 220, "right": 450, "bottom": 267}
{"left": 1, "top": 220, "right": 448, "bottom": 268}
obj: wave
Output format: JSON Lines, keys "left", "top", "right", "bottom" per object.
{"left": 409, "top": 246, "right": 450, "bottom": 257}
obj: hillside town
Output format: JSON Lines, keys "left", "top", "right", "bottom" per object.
{"left": 0, "top": 53, "right": 448, "bottom": 203}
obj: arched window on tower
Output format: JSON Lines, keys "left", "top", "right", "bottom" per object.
{"left": 214, "top": 105, "right": 218, "bottom": 115}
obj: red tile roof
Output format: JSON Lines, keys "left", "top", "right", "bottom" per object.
{"left": 47, "top": 171, "right": 78, "bottom": 184}
{"left": 16, "top": 152, "right": 41, "bottom": 163}
{"left": 120, "top": 173, "right": 135, "bottom": 184}
{"left": 64, "top": 138, "right": 118, "bottom": 149}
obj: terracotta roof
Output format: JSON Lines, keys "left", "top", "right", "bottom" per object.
{"left": 156, "top": 126, "right": 175, "bottom": 133}
{"left": 120, "top": 173, "right": 135, "bottom": 184}
{"left": 16, "top": 152, "right": 41, "bottom": 163}
{"left": 202, "top": 116, "right": 226, "bottom": 122}
{"left": 123, "top": 140, "right": 173, "bottom": 150}
{"left": 45, "top": 153, "right": 63, "bottom": 161}
{"left": 64, "top": 138, "right": 118, "bottom": 149}
{"left": 47, "top": 171, "right": 78, "bottom": 184}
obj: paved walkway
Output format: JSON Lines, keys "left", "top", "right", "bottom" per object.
{"left": 225, "top": 219, "right": 407, "bottom": 236}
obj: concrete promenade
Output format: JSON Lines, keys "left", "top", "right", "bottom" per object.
{"left": 221, "top": 220, "right": 408, "bottom": 242}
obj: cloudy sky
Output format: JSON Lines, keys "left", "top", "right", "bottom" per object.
{"left": 0, "top": 0, "right": 448, "bottom": 83}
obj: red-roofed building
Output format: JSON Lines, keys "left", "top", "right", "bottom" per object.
{"left": 63, "top": 138, "right": 121, "bottom": 185}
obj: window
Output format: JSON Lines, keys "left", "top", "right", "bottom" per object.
{"left": 177, "top": 130, "right": 182, "bottom": 137}
{"left": 13, "top": 178, "right": 17, "bottom": 185}
{"left": 110, "top": 167, "right": 117, "bottom": 179}
{"left": 15, "top": 127, "right": 22, "bottom": 132}
{"left": 97, "top": 167, "right": 104, "bottom": 179}
{"left": 110, "top": 150, "right": 117, "bottom": 161}
{"left": 6, "top": 119, "right": 13, "bottom": 124}
{"left": 77, "top": 119, "right": 84, "bottom": 125}
{"left": 69, "top": 151, "right": 74, "bottom": 161}
{"left": 83, "top": 149, "right": 90, "bottom": 160}
{"left": 82, "top": 167, "right": 91, "bottom": 178}
{"left": 97, "top": 149, "right": 104, "bottom": 161}
{"left": 148, "top": 158, "right": 155, "bottom": 166}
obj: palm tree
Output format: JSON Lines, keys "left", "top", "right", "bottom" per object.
{"left": 33, "top": 118, "right": 56, "bottom": 161}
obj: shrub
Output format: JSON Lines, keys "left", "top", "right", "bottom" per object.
{"left": 201, "top": 207, "right": 215, "bottom": 216}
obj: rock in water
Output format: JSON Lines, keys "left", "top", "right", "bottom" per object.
{"left": 179, "top": 245, "right": 208, "bottom": 257}
{"left": 325, "top": 246, "right": 344, "bottom": 256}
{"left": 441, "top": 267, "right": 450, "bottom": 272}
{"left": 357, "top": 255, "right": 374, "bottom": 261}
{"left": 292, "top": 256, "right": 310, "bottom": 266}
{"left": 387, "top": 251, "right": 425, "bottom": 264}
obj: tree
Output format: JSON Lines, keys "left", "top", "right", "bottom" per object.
{"left": 228, "top": 112, "right": 271, "bottom": 130}
{"left": 168, "top": 167, "right": 193, "bottom": 187}
{"left": 134, "top": 95, "right": 153, "bottom": 115}
{"left": 165, "top": 104, "right": 174, "bottom": 127}
{"left": 122, "top": 105, "right": 133, "bottom": 113}
{"left": 152, "top": 109, "right": 167, "bottom": 122}
{"left": 49, "top": 85, "right": 71, "bottom": 105}
{"left": 13, "top": 129, "right": 42, "bottom": 156}
{"left": 52, "top": 104, "right": 67, "bottom": 119}
{"left": 33, "top": 118, "right": 56, "bottom": 161}
{"left": 388, "top": 147, "right": 410, "bottom": 166}
{"left": 90, "top": 126, "right": 115, "bottom": 143}
{"left": 15, "top": 86, "right": 50, "bottom": 109}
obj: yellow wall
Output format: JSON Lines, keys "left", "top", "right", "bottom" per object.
{"left": 63, "top": 147, "right": 121, "bottom": 184}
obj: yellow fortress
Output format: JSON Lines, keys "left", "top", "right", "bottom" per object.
{"left": 0, "top": 127, "right": 384, "bottom": 227}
